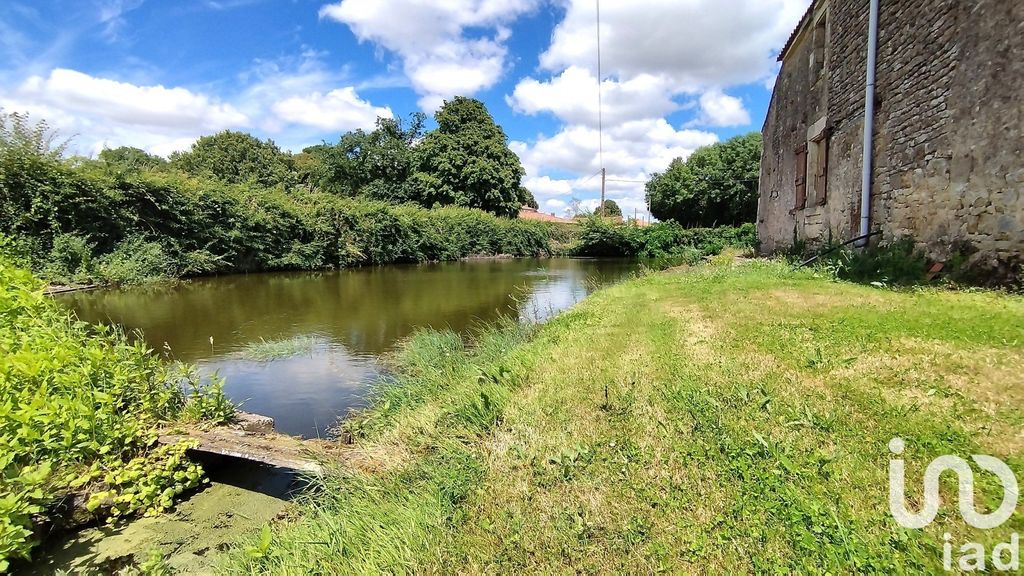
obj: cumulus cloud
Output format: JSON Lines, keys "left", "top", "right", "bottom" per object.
{"left": 272, "top": 87, "right": 392, "bottom": 132}
{"left": 0, "top": 55, "right": 392, "bottom": 156}
{"left": 509, "top": 0, "right": 806, "bottom": 219}
{"left": 694, "top": 90, "right": 751, "bottom": 127}
{"left": 0, "top": 68, "right": 249, "bottom": 155}
{"left": 512, "top": 120, "right": 718, "bottom": 219}
{"left": 507, "top": 66, "right": 678, "bottom": 127}
{"left": 540, "top": 0, "right": 809, "bottom": 88}
{"left": 319, "top": 0, "right": 538, "bottom": 110}
{"left": 17, "top": 69, "right": 248, "bottom": 131}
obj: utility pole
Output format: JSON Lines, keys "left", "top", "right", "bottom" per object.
{"left": 600, "top": 167, "right": 606, "bottom": 217}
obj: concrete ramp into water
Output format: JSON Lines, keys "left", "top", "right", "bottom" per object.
{"left": 159, "top": 412, "right": 327, "bottom": 474}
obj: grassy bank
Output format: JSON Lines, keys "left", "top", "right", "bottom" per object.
{"left": 0, "top": 257, "right": 233, "bottom": 570}
{"left": 227, "top": 260, "right": 1023, "bottom": 574}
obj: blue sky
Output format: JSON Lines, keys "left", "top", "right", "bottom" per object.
{"left": 0, "top": 0, "right": 809, "bottom": 218}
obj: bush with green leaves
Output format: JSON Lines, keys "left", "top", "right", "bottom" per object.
{"left": 571, "top": 217, "right": 756, "bottom": 259}
{"left": 646, "top": 132, "right": 762, "bottom": 227}
{"left": 0, "top": 256, "right": 234, "bottom": 569}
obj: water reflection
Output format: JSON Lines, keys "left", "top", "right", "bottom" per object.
{"left": 61, "top": 258, "right": 637, "bottom": 436}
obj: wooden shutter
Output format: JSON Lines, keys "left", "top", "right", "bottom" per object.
{"left": 815, "top": 135, "right": 829, "bottom": 206}
{"left": 794, "top": 143, "right": 807, "bottom": 210}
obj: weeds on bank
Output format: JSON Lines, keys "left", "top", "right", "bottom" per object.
{"left": 803, "top": 236, "right": 1021, "bottom": 289}
{"left": 227, "top": 319, "right": 532, "bottom": 574}
{"left": 0, "top": 257, "right": 235, "bottom": 569}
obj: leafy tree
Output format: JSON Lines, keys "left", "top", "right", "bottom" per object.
{"left": 597, "top": 199, "right": 622, "bottom": 217}
{"left": 299, "top": 113, "right": 425, "bottom": 199}
{"left": 0, "top": 110, "right": 68, "bottom": 159}
{"left": 645, "top": 132, "right": 762, "bottom": 227}
{"left": 171, "top": 131, "right": 294, "bottom": 188}
{"left": 409, "top": 97, "right": 525, "bottom": 217}
{"left": 99, "top": 146, "right": 167, "bottom": 171}
{"left": 519, "top": 187, "right": 538, "bottom": 209}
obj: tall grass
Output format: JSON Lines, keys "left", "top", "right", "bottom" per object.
{"left": 227, "top": 318, "right": 532, "bottom": 574}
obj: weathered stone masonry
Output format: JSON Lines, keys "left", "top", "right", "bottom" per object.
{"left": 758, "top": 0, "right": 1023, "bottom": 278}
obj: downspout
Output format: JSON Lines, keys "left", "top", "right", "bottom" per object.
{"left": 857, "top": 0, "right": 880, "bottom": 246}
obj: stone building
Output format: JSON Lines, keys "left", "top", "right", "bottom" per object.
{"left": 757, "top": 0, "right": 1023, "bottom": 277}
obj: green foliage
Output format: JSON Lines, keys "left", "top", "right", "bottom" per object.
{"left": 519, "top": 187, "right": 538, "bottom": 209}
{"left": 180, "top": 375, "right": 236, "bottom": 425}
{"left": 299, "top": 113, "right": 426, "bottom": 199}
{"left": 171, "top": 131, "right": 293, "bottom": 188}
{"left": 0, "top": 257, "right": 233, "bottom": 566}
{"left": 646, "top": 132, "right": 762, "bottom": 227}
{"left": 410, "top": 97, "right": 525, "bottom": 217}
{"left": 43, "top": 233, "right": 94, "bottom": 284}
{"left": 0, "top": 109, "right": 549, "bottom": 285}
{"left": 810, "top": 237, "right": 932, "bottom": 287}
{"left": 83, "top": 441, "right": 206, "bottom": 521}
{"left": 596, "top": 199, "right": 622, "bottom": 217}
{"left": 0, "top": 109, "right": 68, "bottom": 159}
{"left": 572, "top": 218, "right": 757, "bottom": 260}
{"left": 95, "top": 237, "right": 178, "bottom": 285}
{"left": 98, "top": 147, "right": 168, "bottom": 173}
{"left": 138, "top": 548, "right": 174, "bottom": 576}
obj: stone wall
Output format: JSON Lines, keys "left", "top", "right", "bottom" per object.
{"left": 759, "top": 0, "right": 1024, "bottom": 278}
{"left": 756, "top": 3, "right": 828, "bottom": 254}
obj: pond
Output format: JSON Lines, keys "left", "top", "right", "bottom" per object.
{"left": 58, "top": 258, "right": 639, "bottom": 437}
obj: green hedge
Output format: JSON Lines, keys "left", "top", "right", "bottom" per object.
{"left": 571, "top": 217, "right": 757, "bottom": 259}
{"left": 0, "top": 154, "right": 554, "bottom": 284}
{"left": 0, "top": 257, "right": 233, "bottom": 569}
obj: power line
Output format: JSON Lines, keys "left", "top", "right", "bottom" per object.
{"left": 595, "top": 0, "right": 607, "bottom": 216}
{"left": 604, "top": 176, "right": 760, "bottom": 185}
{"left": 579, "top": 169, "right": 604, "bottom": 185}
{"left": 595, "top": 0, "right": 603, "bottom": 171}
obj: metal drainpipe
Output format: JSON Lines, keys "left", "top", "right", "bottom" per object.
{"left": 858, "top": 0, "right": 880, "bottom": 246}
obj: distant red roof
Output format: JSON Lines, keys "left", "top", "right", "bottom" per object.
{"left": 518, "top": 206, "right": 574, "bottom": 223}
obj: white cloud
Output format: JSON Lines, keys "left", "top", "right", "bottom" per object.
{"left": 0, "top": 68, "right": 250, "bottom": 156}
{"left": 540, "top": 0, "right": 809, "bottom": 89}
{"left": 272, "top": 88, "right": 392, "bottom": 132}
{"left": 0, "top": 54, "right": 392, "bottom": 156}
{"left": 515, "top": 120, "right": 718, "bottom": 178}
{"left": 507, "top": 0, "right": 806, "bottom": 219}
{"left": 512, "top": 120, "right": 718, "bottom": 220}
{"left": 694, "top": 90, "right": 751, "bottom": 127}
{"left": 542, "top": 198, "right": 567, "bottom": 214}
{"left": 97, "top": 0, "right": 145, "bottom": 40}
{"left": 17, "top": 69, "right": 249, "bottom": 131}
{"left": 508, "top": 66, "right": 679, "bottom": 127}
{"left": 319, "top": 0, "right": 538, "bottom": 110}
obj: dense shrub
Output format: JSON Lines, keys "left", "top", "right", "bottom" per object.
{"left": 646, "top": 132, "right": 762, "bottom": 227}
{"left": 0, "top": 256, "right": 233, "bottom": 568}
{"left": 572, "top": 217, "right": 757, "bottom": 259}
{"left": 0, "top": 156, "right": 557, "bottom": 284}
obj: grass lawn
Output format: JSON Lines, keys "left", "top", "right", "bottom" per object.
{"left": 228, "top": 260, "right": 1024, "bottom": 574}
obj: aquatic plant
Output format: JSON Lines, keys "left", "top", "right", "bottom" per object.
{"left": 240, "top": 335, "right": 321, "bottom": 362}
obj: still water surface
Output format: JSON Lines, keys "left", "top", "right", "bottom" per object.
{"left": 59, "top": 258, "right": 638, "bottom": 436}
